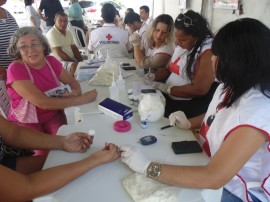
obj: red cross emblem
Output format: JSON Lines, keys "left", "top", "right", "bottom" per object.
{"left": 106, "top": 34, "right": 112, "bottom": 40}
{"left": 169, "top": 57, "right": 181, "bottom": 75}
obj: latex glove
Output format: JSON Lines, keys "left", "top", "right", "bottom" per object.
{"left": 152, "top": 81, "right": 169, "bottom": 93}
{"left": 120, "top": 145, "right": 151, "bottom": 174}
{"left": 169, "top": 111, "right": 191, "bottom": 129}
{"left": 143, "top": 72, "right": 155, "bottom": 84}
{"left": 129, "top": 33, "right": 142, "bottom": 46}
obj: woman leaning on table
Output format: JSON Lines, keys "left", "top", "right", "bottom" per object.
{"left": 129, "top": 14, "right": 175, "bottom": 71}
{"left": 0, "top": 116, "right": 120, "bottom": 202}
{"left": 6, "top": 27, "right": 97, "bottom": 156}
{"left": 145, "top": 10, "right": 218, "bottom": 118}
{"left": 121, "top": 18, "right": 270, "bottom": 202}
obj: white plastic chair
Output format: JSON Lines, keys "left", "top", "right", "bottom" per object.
{"left": 0, "top": 80, "right": 10, "bottom": 119}
{"left": 94, "top": 44, "right": 129, "bottom": 60}
{"left": 68, "top": 25, "right": 88, "bottom": 56}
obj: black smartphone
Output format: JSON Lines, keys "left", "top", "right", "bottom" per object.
{"left": 122, "top": 66, "right": 136, "bottom": 70}
{"left": 121, "top": 63, "right": 130, "bottom": 66}
{"left": 141, "top": 89, "right": 156, "bottom": 93}
{"left": 172, "top": 141, "right": 203, "bottom": 154}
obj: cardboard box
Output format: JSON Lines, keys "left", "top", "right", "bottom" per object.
{"left": 98, "top": 98, "right": 133, "bottom": 120}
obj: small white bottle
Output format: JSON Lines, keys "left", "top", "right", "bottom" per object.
{"left": 109, "top": 73, "right": 119, "bottom": 101}
{"left": 127, "top": 89, "right": 133, "bottom": 96}
{"left": 116, "top": 66, "right": 126, "bottom": 101}
{"left": 129, "top": 94, "right": 134, "bottom": 105}
{"left": 140, "top": 115, "right": 148, "bottom": 129}
{"left": 133, "top": 95, "right": 139, "bottom": 106}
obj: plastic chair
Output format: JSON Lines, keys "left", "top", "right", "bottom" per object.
{"left": 94, "top": 44, "right": 130, "bottom": 60}
{"left": 0, "top": 80, "right": 10, "bottom": 119}
{"left": 68, "top": 25, "right": 88, "bottom": 56}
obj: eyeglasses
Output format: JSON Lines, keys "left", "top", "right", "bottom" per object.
{"left": 18, "top": 42, "right": 42, "bottom": 52}
{"left": 176, "top": 13, "right": 193, "bottom": 27}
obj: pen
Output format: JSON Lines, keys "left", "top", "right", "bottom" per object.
{"left": 160, "top": 125, "right": 173, "bottom": 130}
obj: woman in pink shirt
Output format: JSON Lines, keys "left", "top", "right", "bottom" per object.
{"left": 6, "top": 27, "right": 97, "bottom": 156}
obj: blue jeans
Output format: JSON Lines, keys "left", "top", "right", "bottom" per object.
{"left": 221, "top": 188, "right": 243, "bottom": 202}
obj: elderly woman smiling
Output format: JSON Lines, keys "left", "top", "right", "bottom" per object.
{"left": 6, "top": 27, "right": 97, "bottom": 156}
{"left": 129, "top": 14, "right": 175, "bottom": 71}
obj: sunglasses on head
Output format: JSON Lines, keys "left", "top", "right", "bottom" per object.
{"left": 176, "top": 13, "right": 193, "bottom": 27}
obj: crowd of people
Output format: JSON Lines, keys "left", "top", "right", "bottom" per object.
{"left": 0, "top": 0, "right": 269, "bottom": 201}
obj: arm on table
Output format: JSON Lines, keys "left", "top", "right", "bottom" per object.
{"left": 0, "top": 143, "right": 120, "bottom": 202}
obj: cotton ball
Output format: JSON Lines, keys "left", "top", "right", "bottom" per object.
{"left": 88, "top": 129, "right": 95, "bottom": 136}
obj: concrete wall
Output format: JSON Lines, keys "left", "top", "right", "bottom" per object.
{"left": 204, "top": 0, "right": 270, "bottom": 33}
{"left": 151, "top": 0, "right": 270, "bottom": 33}
{"left": 153, "top": 0, "right": 203, "bottom": 20}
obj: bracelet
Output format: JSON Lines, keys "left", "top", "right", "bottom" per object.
{"left": 146, "top": 162, "right": 161, "bottom": 180}
{"left": 167, "top": 85, "right": 173, "bottom": 95}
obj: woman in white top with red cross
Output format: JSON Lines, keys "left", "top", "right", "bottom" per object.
{"left": 120, "top": 18, "right": 270, "bottom": 202}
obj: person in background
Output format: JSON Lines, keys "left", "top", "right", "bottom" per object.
{"left": 0, "top": 116, "right": 120, "bottom": 201}
{"left": 0, "top": 0, "right": 19, "bottom": 80}
{"left": 124, "top": 11, "right": 148, "bottom": 41}
{"left": 7, "top": 27, "right": 97, "bottom": 156}
{"left": 67, "top": 0, "right": 85, "bottom": 31}
{"left": 114, "top": 9, "right": 122, "bottom": 28}
{"left": 47, "top": 11, "right": 83, "bottom": 77}
{"left": 123, "top": 8, "right": 134, "bottom": 35}
{"left": 38, "top": 0, "right": 63, "bottom": 32}
{"left": 145, "top": 10, "right": 218, "bottom": 118}
{"left": 139, "top": 5, "right": 153, "bottom": 25}
{"left": 67, "top": 0, "right": 89, "bottom": 46}
{"left": 24, "top": 0, "right": 41, "bottom": 29}
{"left": 121, "top": 18, "right": 270, "bottom": 202}
{"left": 129, "top": 14, "right": 175, "bottom": 71}
{"left": 88, "top": 3, "right": 131, "bottom": 58}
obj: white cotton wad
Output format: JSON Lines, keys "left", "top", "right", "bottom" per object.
{"left": 138, "top": 94, "right": 165, "bottom": 122}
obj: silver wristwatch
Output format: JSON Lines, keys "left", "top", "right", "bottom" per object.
{"left": 146, "top": 162, "right": 161, "bottom": 180}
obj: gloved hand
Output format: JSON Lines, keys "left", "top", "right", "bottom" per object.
{"left": 129, "top": 33, "right": 142, "bottom": 46}
{"left": 120, "top": 145, "right": 151, "bottom": 174}
{"left": 169, "top": 111, "right": 191, "bottom": 129}
{"left": 151, "top": 81, "right": 169, "bottom": 93}
{"left": 143, "top": 72, "right": 155, "bottom": 84}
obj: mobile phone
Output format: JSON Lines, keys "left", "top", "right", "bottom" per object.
{"left": 120, "top": 63, "right": 130, "bottom": 66}
{"left": 122, "top": 66, "right": 136, "bottom": 70}
{"left": 171, "top": 141, "right": 203, "bottom": 154}
{"left": 141, "top": 89, "right": 156, "bottom": 94}
{"left": 139, "top": 135, "right": 157, "bottom": 145}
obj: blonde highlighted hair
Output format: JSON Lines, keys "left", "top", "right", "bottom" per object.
{"left": 145, "top": 14, "right": 174, "bottom": 48}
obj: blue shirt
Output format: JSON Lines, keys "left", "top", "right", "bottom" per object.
{"left": 68, "top": 2, "right": 83, "bottom": 21}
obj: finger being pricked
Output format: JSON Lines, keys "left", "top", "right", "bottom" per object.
{"left": 104, "top": 143, "right": 121, "bottom": 159}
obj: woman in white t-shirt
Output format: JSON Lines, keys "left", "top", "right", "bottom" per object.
{"left": 24, "top": 0, "right": 41, "bottom": 29}
{"left": 129, "top": 14, "right": 175, "bottom": 71}
{"left": 120, "top": 18, "right": 270, "bottom": 202}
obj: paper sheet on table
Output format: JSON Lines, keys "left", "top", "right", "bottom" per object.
{"left": 88, "top": 62, "right": 119, "bottom": 86}
{"left": 122, "top": 173, "right": 218, "bottom": 202}
{"left": 122, "top": 173, "right": 180, "bottom": 202}
{"left": 88, "top": 62, "right": 134, "bottom": 86}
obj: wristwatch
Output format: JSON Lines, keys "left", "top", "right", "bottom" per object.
{"left": 167, "top": 85, "right": 173, "bottom": 95}
{"left": 146, "top": 162, "right": 161, "bottom": 180}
